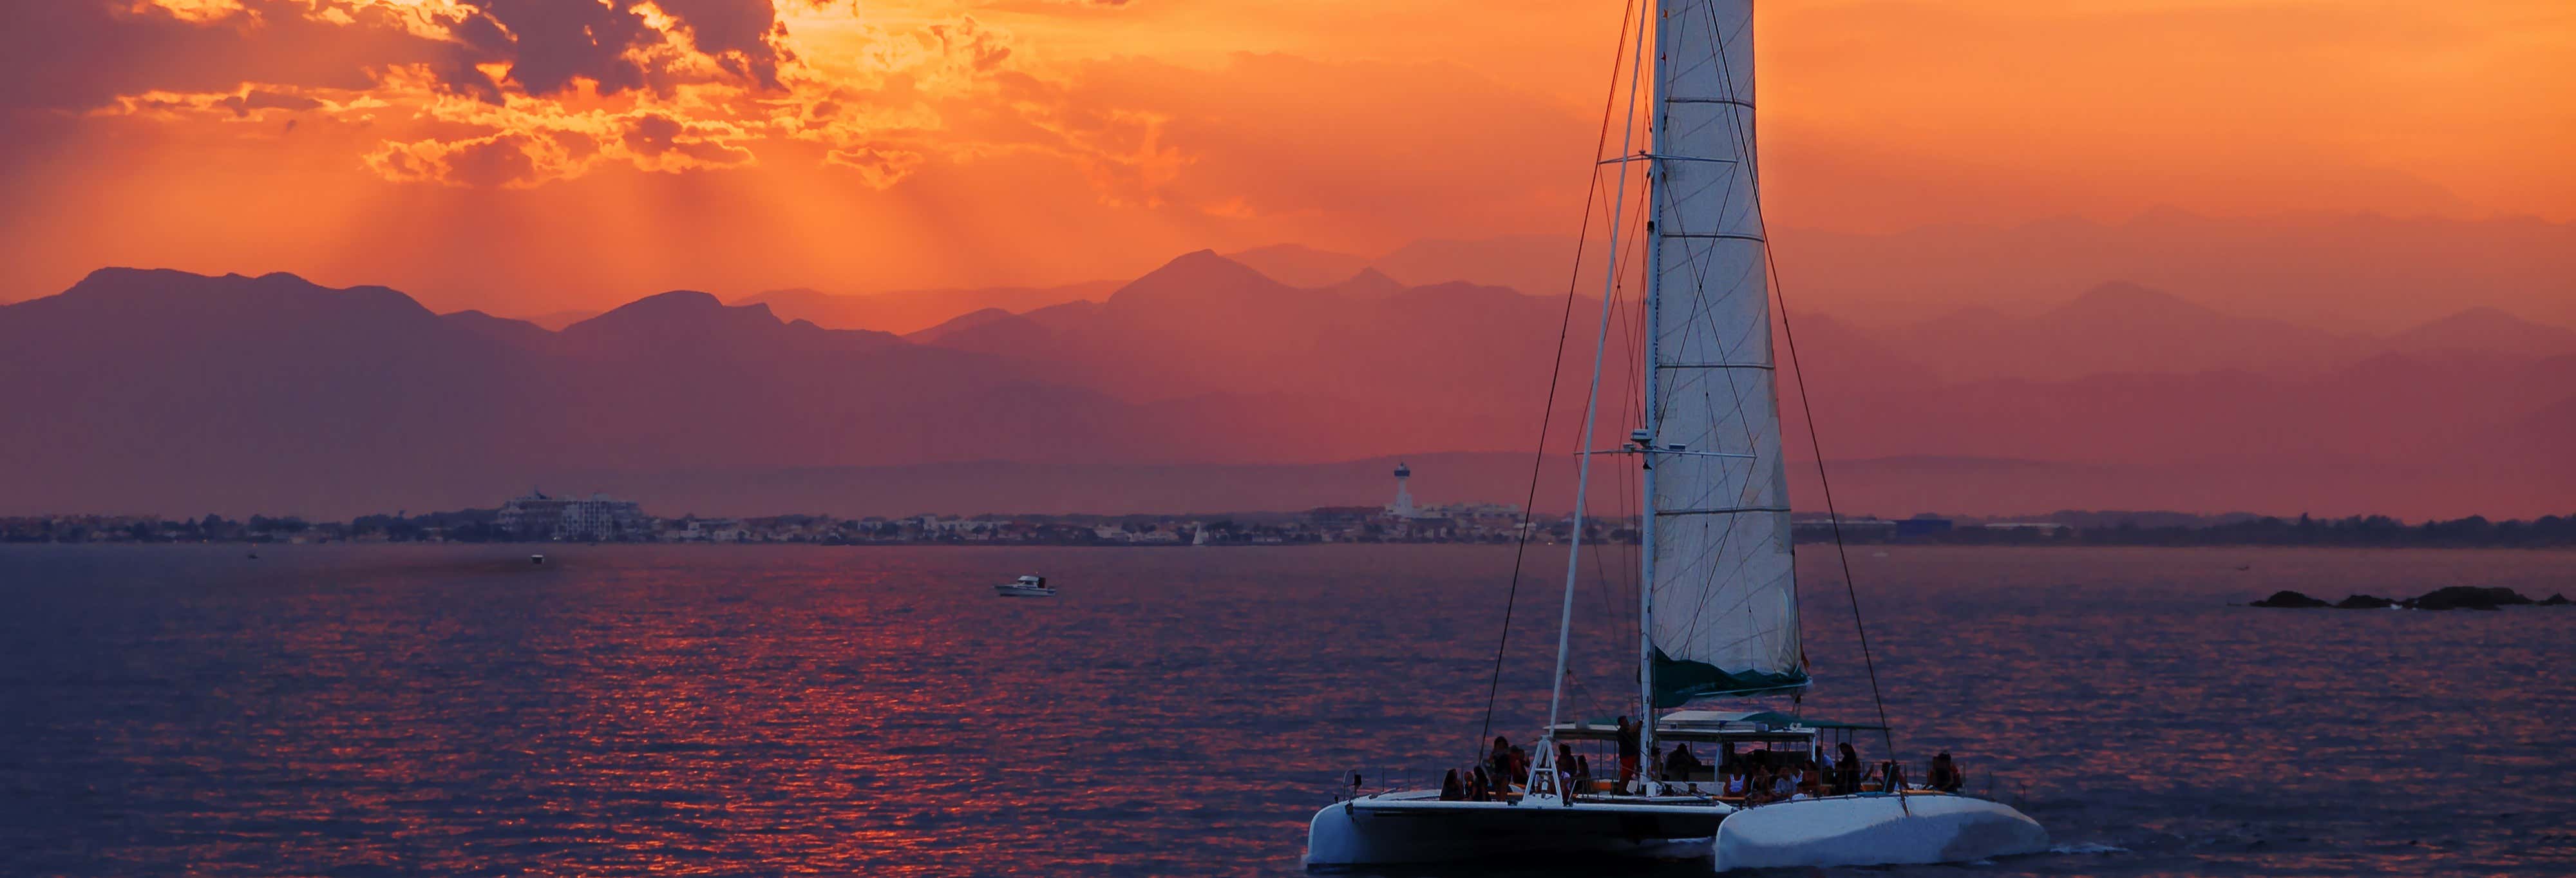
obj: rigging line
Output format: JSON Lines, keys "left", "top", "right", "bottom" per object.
{"left": 1595, "top": 222, "right": 1641, "bottom": 631}
{"left": 1476, "top": 0, "right": 1640, "bottom": 767}
{"left": 1607, "top": 184, "right": 1652, "bottom": 649}
{"left": 1695, "top": 0, "right": 1904, "bottom": 788}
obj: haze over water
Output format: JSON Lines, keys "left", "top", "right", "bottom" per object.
{"left": 2, "top": 544, "right": 2570, "bottom": 876}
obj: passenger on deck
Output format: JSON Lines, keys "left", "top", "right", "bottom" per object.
{"left": 1510, "top": 746, "right": 1530, "bottom": 785}
{"left": 1440, "top": 768, "right": 1465, "bottom": 801}
{"left": 1488, "top": 736, "right": 1513, "bottom": 791}
{"left": 1835, "top": 742, "right": 1862, "bottom": 794}
{"left": 1722, "top": 761, "right": 1748, "bottom": 799}
{"left": 1468, "top": 765, "right": 1493, "bottom": 801}
{"left": 1770, "top": 767, "right": 1799, "bottom": 801}
{"left": 1745, "top": 764, "right": 1774, "bottom": 805}
{"left": 1663, "top": 742, "right": 1705, "bottom": 781}
{"left": 1557, "top": 743, "right": 1580, "bottom": 794}
{"left": 1616, "top": 716, "right": 1642, "bottom": 785}
{"left": 1927, "top": 751, "right": 1964, "bottom": 792}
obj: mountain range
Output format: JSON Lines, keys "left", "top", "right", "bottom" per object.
{"left": 1, "top": 251, "right": 2570, "bottom": 520}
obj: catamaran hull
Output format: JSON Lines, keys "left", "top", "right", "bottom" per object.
{"left": 1710, "top": 794, "right": 2048, "bottom": 872}
{"left": 1305, "top": 797, "right": 1723, "bottom": 867}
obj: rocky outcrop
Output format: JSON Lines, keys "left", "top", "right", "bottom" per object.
{"left": 2403, "top": 586, "right": 2535, "bottom": 611}
{"left": 2247, "top": 586, "right": 2564, "bottom": 610}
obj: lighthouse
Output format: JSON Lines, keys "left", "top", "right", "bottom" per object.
{"left": 1389, "top": 461, "right": 1418, "bottom": 519}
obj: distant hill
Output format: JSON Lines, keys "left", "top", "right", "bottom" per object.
{"left": 1882, "top": 281, "right": 2367, "bottom": 382}
{"left": 2383, "top": 307, "right": 2576, "bottom": 359}
{"left": 0, "top": 269, "right": 1410, "bottom": 517}
{"left": 1222, "top": 243, "right": 1374, "bottom": 288}
{"left": 734, "top": 280, "right": 1120, "bottom": 335}
{"left": 4, "top": 258, "right": 2571, "bottom": 520}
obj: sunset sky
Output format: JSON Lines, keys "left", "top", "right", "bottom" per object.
{"left": 1, "top": 0, "right": 2568, "bottom": 315}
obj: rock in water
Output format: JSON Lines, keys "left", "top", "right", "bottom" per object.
{"left": 2541, "top": 593, "right": 2570, "bottom": 606}
{"left": 2335, "top": 595, "right": 2395, "bottom": 609}
{"left": 2250, "top": 590, "right": 2331, "bottom": 608}
{"left": 1713, "top": 794, "right": 2049, "bottom": 871}
{"left": 2405, "top": 586, "right": 2533, "bottom": 611}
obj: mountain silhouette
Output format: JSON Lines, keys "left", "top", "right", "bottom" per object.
{"left": 736, "top": 280, "right": 1119, "bottom": 336}
{"left": 1223, "top": 243, "right": 1374, "bottom": 288}
{"left": 5, "top": 257, "right": 2571, "bottom": 520}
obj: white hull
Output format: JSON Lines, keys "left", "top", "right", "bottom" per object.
{"left": 1305, "top": 791, "right": 1728, "bottom": 867}
{"left": 1711, "top": 793, "right": 2048, "bottom": 872}
{"left": 993, "top": 585, "right": 1056, "bottom": 597}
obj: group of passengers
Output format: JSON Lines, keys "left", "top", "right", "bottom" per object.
{"left": 1716, "top": 743, "right": 1967, "bottom": 802}
{"left": 1440, "top": 734, "right": 1596, "bottom": 801}
{"left": 1711, "top": 742, "right": 1967, "bottom": 802}
{"left": 1432, "top": 720, "right": 1966, "bottom": 803}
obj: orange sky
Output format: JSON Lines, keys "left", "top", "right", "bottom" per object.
{"left": 0, "top": 0, "right": 2568, "bottom": 314}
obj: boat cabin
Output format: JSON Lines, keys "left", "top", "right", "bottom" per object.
{"left": 1016, "top": 575, "right": 1046, "bottom": 587}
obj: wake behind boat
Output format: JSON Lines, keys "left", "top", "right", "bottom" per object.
{"left": 994, "top": 574, "right": 1056, "bottom": 597}
{"left": 1303, "top": 0, "right": 2045, "bottom": 870}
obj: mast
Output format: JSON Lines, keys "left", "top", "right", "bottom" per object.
{"left": 1636, "top": 0, "right": 1670, "bottom": 791}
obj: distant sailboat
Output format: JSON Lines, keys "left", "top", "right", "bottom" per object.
{"left": 1304, "top": 1, "right": 2046, "bottom": 869}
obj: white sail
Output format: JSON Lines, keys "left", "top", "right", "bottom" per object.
{"left": 1644, "top": 0, "right": 1804, "bottom": 704}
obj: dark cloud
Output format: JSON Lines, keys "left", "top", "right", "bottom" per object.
{"left": 654, "top": 0, "right": 795, "bottom": 86}
{"left": 217, "top": 88, "right": 322, "bottom": 117}
{"left": 0, "top": 1, "right": 451, "bottom": 111}
{"left": 622, "top": 113, "right": 689, "bottom": 156}
{"left": 448, "top": 0, "right": 796, "bottom": 100}
{"left": 444, "top": 133, "right": 542, "bottom": 188}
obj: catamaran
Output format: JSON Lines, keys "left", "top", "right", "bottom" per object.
{"left": 1303, "top": 0, "right": 2047, "bottom": 869}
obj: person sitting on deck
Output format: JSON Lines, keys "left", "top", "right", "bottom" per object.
{"left": 1468, "top": 765, "right": 1492, "bottom": 801}
{"left": 1510, "top": 746, "right": 1531, "bottom": 786}
{"left": 1745, "top": 765, "right": 1775, "bottom": 805}
{"left": 1770, "top": 764, "right": 1800, "bottom": 801}
{"left": 1799, "top": 760, "right": 1824, "bottom": 797}
{"left": 1488, "top": 736, "right": 1513, "bottom": 792}
{"left": 1440, "top": 768, "right": 1464, "bottom": 801}
{"left": 1882, "top": 759, "right": 1909, "bottom": 792}
{"left": 1927, "top": 751, "right": 1964, "bottom": 792}
{"left": 1616, "top": 716, "right": 1642, "bottom": 785}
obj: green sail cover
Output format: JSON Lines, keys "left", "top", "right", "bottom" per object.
{"left": 1654, "top": 649, "right": 1810, "bottom": 708}
{"left": 1643, "top": 0, "right": 1806, "bottom": 705}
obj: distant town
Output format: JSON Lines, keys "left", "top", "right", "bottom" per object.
{"left": 5, "top": 464, "right": 2572, "bottom": 549}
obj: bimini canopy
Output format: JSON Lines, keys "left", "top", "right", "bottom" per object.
{"left": 1549, "top": 710, "right": 1882, "bottom": 744}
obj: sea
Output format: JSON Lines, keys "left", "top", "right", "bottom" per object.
{"left": 1, "top": 543, "right": 2570, "bottom": 877}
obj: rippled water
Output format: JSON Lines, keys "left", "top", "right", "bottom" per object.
{"left": 1, "top": 544, "right": 2570, "bottom": 876}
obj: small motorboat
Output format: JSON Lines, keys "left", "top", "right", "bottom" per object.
{"left": 994, "top": 574, "right": 1056, "bottom": 597}
{"left": 531, "top": 554, "right": 547, "bottom": 566}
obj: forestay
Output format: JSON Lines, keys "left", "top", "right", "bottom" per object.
{"left": 1645, "top": 0, "right": 1804, "bottom": 705}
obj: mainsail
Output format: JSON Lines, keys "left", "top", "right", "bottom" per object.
{"left": 1643, "top": 0, "right": 1804, "bottom": 706}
